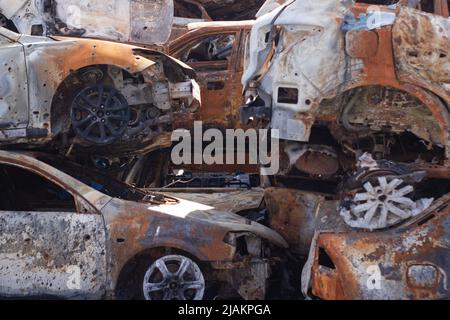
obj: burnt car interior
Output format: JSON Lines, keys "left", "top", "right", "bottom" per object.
{"left": 0, "top": 164, "right": 76, "bottom": 212}
{"left": 0, "top": 0, "right": 450, "bottom": 302}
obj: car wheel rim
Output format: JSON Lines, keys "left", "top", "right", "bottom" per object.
{"left": 71, "top": 85, "right": 130, "bottom": 145}
{"left": 143, "top": 255, "right": 205, "bottom": 300}
{"left": 340, "top": 176, "right": 419, "bottom": 230}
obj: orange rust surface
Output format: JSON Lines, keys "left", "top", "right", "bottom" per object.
{"left": 265, "top": 188, "right": 319, "bottom": 254}
{"left": 310, "top": 195, "right": 450, "bottom": 300}
{"left": 434, "top": 0, "right": 449, "bottom": 17}
{"left": 51, "top": 36, "right": 155, "bottom": 76}
{"left": 311, "top": 235, "right": 360, "bottom": 300}
{"left": 358, "top": 27, "right": 399, "bottom": 86}
{"left": 311, "top": 265, "right": 346, "bottom": 300}
{"left": 100, "top": 198, "right": 238, "bottom": 286}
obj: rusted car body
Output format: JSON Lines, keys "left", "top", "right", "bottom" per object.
{"left": 175, "top": 0, "right": 265, "bottom": 21}
{"left": 166, "top": 20, "right": 261, "bottom": 175}
{"left": 242, "top": 0, "right": 449, "bottom": 163}
{"left": 0, "top": 26, "right": 199, "bottom": 158}
{"left": 0, "top": 0, "right": 263, "bottom": 39}
{"left": 241, "top": 0, "right": 450, "bottom": 230}
{"left": 0, "top": 150, "right": 287, "bottom": 300}
{"left": 301, "top": 193, "right": 450, "bottom": 300}
{"left": 261, "top": 186, "right": 450, "bottom": 300}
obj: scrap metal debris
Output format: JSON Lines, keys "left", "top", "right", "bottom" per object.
{"left": 0, "top": 0, "right": 450, "bottom": 301}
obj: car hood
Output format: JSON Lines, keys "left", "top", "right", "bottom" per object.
{"left": 148, "top": 197, "right": 288, "bottom": 249}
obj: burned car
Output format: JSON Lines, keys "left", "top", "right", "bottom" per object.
{"left": 0, "top": 0, "right": 262, "bottom": 39}
{"left": 0, "top": 150, "right": 287, "bottom": 300}
{"left": 241, "top": 0, "right": 450, "bottom": 230}
{"left": 301, "top": 192, "right": 450, "bottom": 300}
{"left": 0, "top": 26, "right": 199, "bottom": 158}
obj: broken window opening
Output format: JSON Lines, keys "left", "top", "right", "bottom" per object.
{"left": 0, "top": 164, "right": 76, "bottom": 212}
{"left": 278, "top": 87, "right": 299, "bottom": 104}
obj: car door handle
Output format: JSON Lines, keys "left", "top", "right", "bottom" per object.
{"left": 207, "top": 81, "right": 225, "bottom": 90}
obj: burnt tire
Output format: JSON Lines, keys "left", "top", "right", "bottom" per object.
{"left": 70, "top": 85, "right": 130, "bottom": 145}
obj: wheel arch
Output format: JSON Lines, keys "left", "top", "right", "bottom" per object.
{"left": 334, "top": 80, "right": 450, "bottom": 159}
{"left": 49, "top": 63, "right": 138, "bottom": 137}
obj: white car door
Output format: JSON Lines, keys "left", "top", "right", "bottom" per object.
{"left": 1, "top": 0, "right": 174, "bottom": 45}
{"left": 0, "top": 162, "right": 107, "bottom": 299}
{"left": 0, "top": 30, "right": 28, "bottom": 133}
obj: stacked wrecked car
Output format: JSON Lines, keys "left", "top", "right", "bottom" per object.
{"left": 0, "top": 0, "right": 449, "bottom": 300}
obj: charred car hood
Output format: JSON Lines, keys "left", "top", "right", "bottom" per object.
{"left": 146, "top": 197, "right": 288, "bottom": 249}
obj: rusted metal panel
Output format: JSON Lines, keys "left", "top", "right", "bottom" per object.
{"left": 158, "top": 188, "right": 265, "bottom": 213}
{"left": 213, "top": 259, "right": 270, "bottom": 300}
{"left": 433, "top": 0, "right": 449, "bottom": 17}
{"left": 264, "top": 188, "right": 348, "bottom": 256}
{"left": 306, "top": 193, "right": 450, "bottom": 300}
{"left": 169, "top": 22, "right": 253, "bottom": 130}
{"left": 265, "top": 188, "right": 323, "bottom": 256}
{"left": 0, "top": 211, "right": 107, "bottom": 299}
{"left": 0, "top": 0, "right": 174, "bottom": 45}
{"left": 170, "top": 24, "right": 253, "bottom": 130}
{"left": 345, "top": 30, "right": 379, "bottom": 59}
{"left": 393, "top": 7, "right": 450, "bottom": 99}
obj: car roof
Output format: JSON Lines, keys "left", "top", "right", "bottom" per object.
{"left": 187, "top": 20, "right": 255, "bottom": 31}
